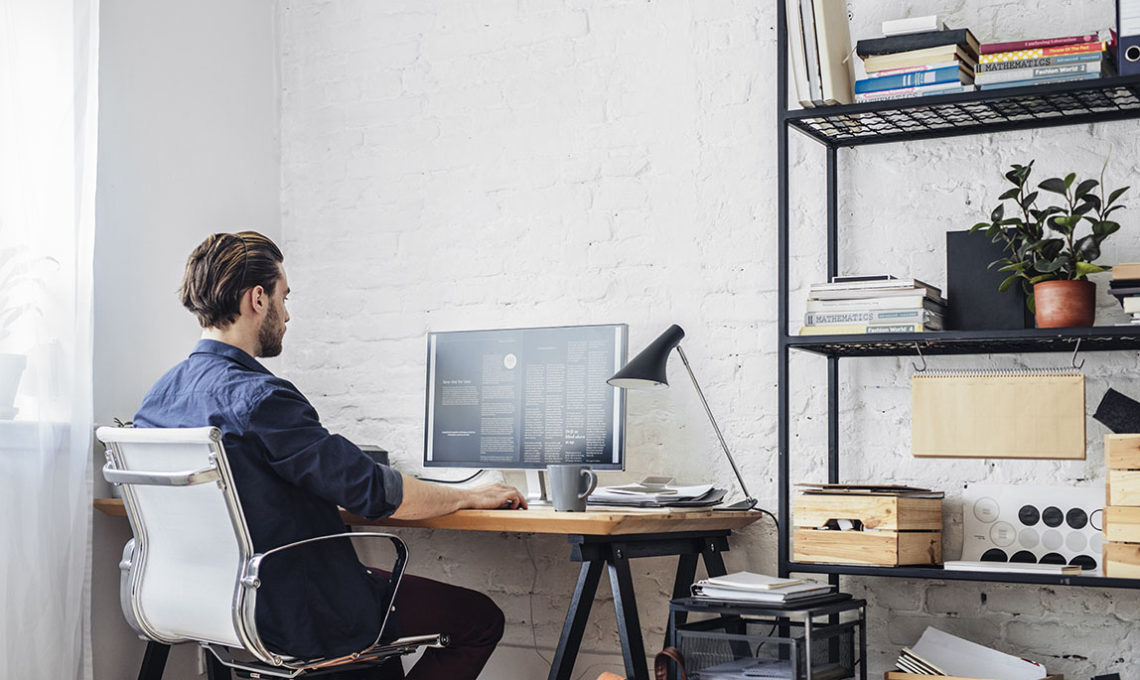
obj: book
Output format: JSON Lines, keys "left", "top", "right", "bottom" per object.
{"left": 980, "top": 40, "right": 1108, "bottom": 64}
{"left": 701, "top": 571, "right": 804, "bottom": 591}
{"left": 976, "top": 51, "right": 1104, "bottom": 73}
{"left": 813, "top": 0, "right": 854, "bottom": 105}
{"left": 979, "top": 71, "right": 1102, "bottom": 90}
{"left": 811, "top": 277, "right": 941, "bottom": 295}
{"left": 907, "top": 627, "right": 1049, "bottom": 680}
{"left": 1113, "top": 262, "right": 1140, "bottom": 279}
{"left": 942, "top": 560, "right": 1081, "bottom": 575}
{"left": 798, "top": 322, "right": 932, "bottom": 335}
{"left": 863, "top": 45, "right": 977, "bottom": 73}
{"left": 800, "top": 0, "right": 824, "bottom": 103}
{"left": 855, "top": 83, "right": 976, "bottom": 102}
{"left": 809, "top": 287, "right": 946, "bottom": 304}
{"left": 856, "top": 27, "right": 979, "bottom": 59}
{"left": 861, "top": 59, "right": 961, "bottom": 77}
{"left": 975, "top": 59, "right": 1103, "bottom": 84}
{"left": 980, "top": 31, "right": 1103, "bottom": 54}
{"left": 804, "top": 308, "right": 942, "bottom": 327}
{"left": 786, "top": 0, "right": 815, "bottom": 107}
{"left": 882, "top": 15, "right": 945, "bottom": 37}
{"left": 855, "top": 64, "right": 971, "bottom": 93}
{"left": 692, "top": 580, "right": 834, "bottom": 603}
{"left": 804, "top": 294, "right": 943, "bottom": 312}
{"left": 795, "top": 483, "right": 943, "bottom": 498}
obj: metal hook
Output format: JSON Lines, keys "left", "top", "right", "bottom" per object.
{"left": 1071, "top": 338, "right": 1084, "bottom": 370}
{"left": 912, "top": 342, "right": 927, "bottom": 372}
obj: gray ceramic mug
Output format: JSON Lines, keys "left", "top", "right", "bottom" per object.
{"left": 547, "top": 464, "right": 598, "bottom": 512}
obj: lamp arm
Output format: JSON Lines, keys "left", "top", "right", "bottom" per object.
{"left": 675, "top": 345, "right": 755, "bottom": 504}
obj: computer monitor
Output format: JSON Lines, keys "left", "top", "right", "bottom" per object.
{"left": 424, "top": 324, "right": 627, "bottom": 473}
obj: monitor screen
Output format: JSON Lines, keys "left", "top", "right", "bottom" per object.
{"left": 424, "top": 324, "right": 627, "bottom": 470}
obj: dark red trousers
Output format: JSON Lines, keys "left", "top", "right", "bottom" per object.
{"left": 329, "top": 571, "right": 505, "bottom": 680}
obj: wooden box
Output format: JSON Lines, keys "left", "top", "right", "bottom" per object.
{"left": 1104, "top": 541, "right": 1140, "bottom": 578}
{"left": 1104, "top": 505, "right": 1140, "bottom": 543}
{"left": 793, "top": 494, "right": 942, "bottom": 567}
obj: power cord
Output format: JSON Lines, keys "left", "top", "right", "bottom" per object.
{"left": 749, "top": 506, "right": 779, "bottom": 534}
{"left": 414, "top": 469, "right": 486, "bottom": 484}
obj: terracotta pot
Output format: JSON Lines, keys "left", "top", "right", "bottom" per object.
{"left": 1033, "top": 280, "right": 1096, "bottom": 328}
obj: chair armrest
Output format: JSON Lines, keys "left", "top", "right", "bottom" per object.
{"left": 245, "top": 532, "right": 409, "bottom": 657}
{"left": 103, "top": 461, "right": 221, "bottom": 487}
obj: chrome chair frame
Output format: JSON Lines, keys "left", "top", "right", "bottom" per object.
{"left": 99, "top": 426, "right": 446, "bottom": 679}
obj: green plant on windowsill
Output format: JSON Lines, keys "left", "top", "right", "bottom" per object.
{"left": 969, "top": 158, "right": 1128, "bottom": 327}
{"left": 0, "top": 247, "right": 56, "bottom": 418}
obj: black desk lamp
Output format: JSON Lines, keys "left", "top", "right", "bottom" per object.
{"left": 607, "top": 324, "right": 757, "bottom": 510}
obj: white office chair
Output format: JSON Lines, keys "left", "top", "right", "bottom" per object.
{"left": 97, "top": 425, "right": 446, "bottom": 679}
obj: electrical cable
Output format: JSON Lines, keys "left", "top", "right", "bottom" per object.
{"left": 414, "top": 469, "right": 486, "bottom": 484}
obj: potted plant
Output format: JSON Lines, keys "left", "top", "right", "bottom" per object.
{"left": 970, "top": 159, "right": 1128, "bottom": 328}
{"left": 0, "top": 247, "right": 49, "bottom": 419}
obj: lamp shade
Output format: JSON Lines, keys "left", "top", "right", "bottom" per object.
{"left": 606, "top": 324, "right": 685, "bottom": 390}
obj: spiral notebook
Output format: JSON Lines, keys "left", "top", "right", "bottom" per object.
{"left": 911, "top": 369, "right": 1085, "bottom": 459}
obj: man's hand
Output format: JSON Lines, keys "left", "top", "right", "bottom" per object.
{"left": 391, "top": 474, "right": 527, "bottom": 519}
{"left": 463, "top": 483, "right": 528, "bottom": 511}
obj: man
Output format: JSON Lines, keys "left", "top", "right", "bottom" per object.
{"left": 135, "top": 231, "right": 527, "bottom": 680}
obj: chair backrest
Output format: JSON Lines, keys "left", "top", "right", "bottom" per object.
{"left": 98, "top": 426, "right": 252, "bottom": 650}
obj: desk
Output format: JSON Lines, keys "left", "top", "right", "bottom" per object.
{"left": 95, "top": 499, "right": 760, "bottom": 680}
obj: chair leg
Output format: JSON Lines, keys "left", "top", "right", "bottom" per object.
{"left": 205, "top": 650, "right": 232, "bottom": 680}
{"left": 137, "top": 641, "right": 170, "bottom": 680}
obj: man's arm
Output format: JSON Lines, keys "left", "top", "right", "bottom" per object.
{"left": 390, "top": 474, "right": 528, "bottom": 520}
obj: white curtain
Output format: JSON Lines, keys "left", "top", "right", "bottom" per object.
{"left": 0, "top": 0, "right": 97, "bottom": 678}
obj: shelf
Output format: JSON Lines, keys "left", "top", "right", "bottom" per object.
{"left": 784, "top": 75, "right": 1140, "bottom": 148}
{"left": 784, "top": 325, "right": 1140, "bottom": 358}
{"left": 787, "top": 561, "right": 1140, "bottom": 589}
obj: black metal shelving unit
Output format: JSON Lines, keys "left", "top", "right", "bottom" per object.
{"left": 775, "top": 1, "right": 1140, "bottom": 590}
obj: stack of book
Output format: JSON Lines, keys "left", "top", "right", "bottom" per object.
{"left": 854, "top": 16, "right": 978, "bottom": 103}
{"left": 1110, "top": 262, "right": 1140, "bottom": 324}
{"left": 784, "top": 0, "right": 854, "bottom": 106}
{"left": 976, "top": 31, "right": 1113, "bottom": 90}
{"left": 800, "top": 275, "right": 946, "bottom": 336}
{"left": 690, "top": 571, "right": 835, "bottom": 605}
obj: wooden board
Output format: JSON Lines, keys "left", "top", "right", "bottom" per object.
{"left": 93, "top": 498, "right": 761, "bottom": 536}
{"left": 793, "top": 528, "right": 941, "bottom": 566}
{"left": 1104, "top": 541, "right": 1140, "bottom": 578}
{"left": 793, "top": 494, "right": 942, "bottom": 531}
{"left": 1104, "top": 505, "right": 1140, "bottom": 543}
{"left": 1107, "top": 434, "right": 1140, "bottom": 470}
{"left": 1108, "top": 470, "right": 1140, "bottom": 506}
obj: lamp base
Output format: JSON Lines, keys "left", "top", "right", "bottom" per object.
{"left": 716, "top": 497, "right": 757, "bottom": 511}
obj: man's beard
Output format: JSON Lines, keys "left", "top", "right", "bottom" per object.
{"left": 258, "top": 302, "right": 285, "bottom": 358}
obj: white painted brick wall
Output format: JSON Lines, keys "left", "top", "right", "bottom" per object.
{"left": 279, "top": 0, "right": 1140, "bottom": 677}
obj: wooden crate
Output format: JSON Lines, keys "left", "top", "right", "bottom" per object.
{"left": 1104, "top": 505, "right": 1140, "bottom": 543}
{"left": 1104, "top": 541, "right": 1140, "bottom": 578}
{"left": 794, "top": 528, "right": 941, "bottom": 566}
{"left": 793, "top": 494, "right": 942, "bottom": 566}
{"left": 1106, "top": 433, "right": 1140, "bottom": 470}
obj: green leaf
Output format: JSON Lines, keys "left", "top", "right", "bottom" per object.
{"left": 1073, "top": 201, "right": 1095, "bottom": 215}
{"left": 1075, "top": 235, "right": 1100, "bottom": 261}
{"left": 990, "top": 204, "right": 1005, "bottom": 222}
{"left": 1076, "top": 261, "right": 1106, "bottom": 277}
{"left": 1019, "top": 191, "right": 1039, "bottom": 210}
{"left": 1108, "top": 186, "right": 1130, "bottom": 206}
{"left": 999, "top": 274, "right": 1021, "bottom": 292}
{"left": 1028, "top": 274, "right": 1055, "bottom": 284}
{"left": 1064, "top": 172, "right": 1076, "bottom": 189}
{"left": 999, "top": 187, "right": 1020, "bottom": 201}
{"left": 1035, "top": 257, "right": 1064, "bottom": 273}
{"left": 970, "top": 221, "right": 990, "bottom": 233}
{"left": 1039, "top": 177, "right": 1068, "bottom": 194}
{"left": 1074, "top": 179, "right": 1098, "bottom": 199}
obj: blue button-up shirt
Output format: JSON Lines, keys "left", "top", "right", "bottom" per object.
{"left": 134, "top": 339, "right": 404, "bottom": 659}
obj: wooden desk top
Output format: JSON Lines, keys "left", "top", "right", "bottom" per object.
{"left": 93, "top": 498, "right": 760, "bottom": 536}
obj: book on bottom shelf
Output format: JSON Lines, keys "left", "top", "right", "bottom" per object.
{"left": 799, "top": 322, "right": 933, "bottom": 335}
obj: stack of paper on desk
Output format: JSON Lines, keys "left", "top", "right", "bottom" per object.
{"left": 588, "top": 483, "right": 726, "bottom": 507}
{"left": 897, "top": 627, "right": 1049, "bottom": 679}
{"left": 691, "top": 571, "right": 834, "bottom": 604}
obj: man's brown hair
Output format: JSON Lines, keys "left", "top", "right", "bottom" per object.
{"left": 179, "top": 231, "right": 284, "bottom": 329}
